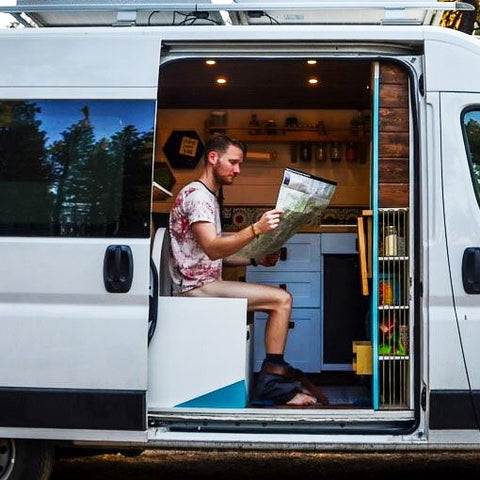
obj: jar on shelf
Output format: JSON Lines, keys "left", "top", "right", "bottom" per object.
{"left": 248, "top": 113, "right": 261, "bottom": 135}
{"left": 379, "top": 274, "right": 394, "bottom": 306}
{"left": 290, "top": 143, "right": 298, "bottom": 163}
{"left": 384, "top": 225, "right": 398, "bottom": 257}
{"left": 315, "top": 142, "right": 326, "bottom": 162}
{"left": 300, "top": 142, "right": 312, "bottom": 162}
{"left": 265, "top": 119, "right": 277, "bottom": 135}
{"left": 330, "top": 141, "right": 342, "bottom": 162}
{"left": 345, "top": 142, "right": 358, "bottom": 162}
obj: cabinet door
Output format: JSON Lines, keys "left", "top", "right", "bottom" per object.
{"left": 253, "top": 309, "right": 321, "bottom": 372}
{"left": 246, "top": 271, "right": 320, "bottom": 308}
{"left": 249, "top": 233, "right": 320, "bottom": 272}
{"left": 322, "top": 253, "right": 369, "bottom": 369}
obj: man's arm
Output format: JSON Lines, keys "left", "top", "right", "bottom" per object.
{"left": 192, "top": 208, "right": 282, "bottom": 261}
{"left": 223, "top": 252, "right": 280, "bottom": 268}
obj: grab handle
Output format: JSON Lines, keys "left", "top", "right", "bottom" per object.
{"left": 462, "top": 247, "right": 480, "bottom": 294}
{"left": 103, "top": 245, "right": 134, "bottom": 293}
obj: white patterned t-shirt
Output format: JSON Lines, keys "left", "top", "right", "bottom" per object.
{"left": 169, "top": 181, "right": 222, "bottom": 294}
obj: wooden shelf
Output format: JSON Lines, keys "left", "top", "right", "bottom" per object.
{"left": 206, "top": 127, "right": 369, "bottom": 143}
{"left": 379, "top": 355, "right": 410, "bottom": 361}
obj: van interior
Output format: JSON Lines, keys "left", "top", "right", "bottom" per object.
{"left": 150, "top": 56, "right": 411, "bottom": 413}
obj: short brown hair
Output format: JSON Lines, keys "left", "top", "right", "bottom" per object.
{"left": 204, "top": 133, "right": 247, "bottom": 163}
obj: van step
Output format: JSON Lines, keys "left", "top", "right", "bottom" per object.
{"left": 148, "top": 408, "right": 415, "bottom": 435}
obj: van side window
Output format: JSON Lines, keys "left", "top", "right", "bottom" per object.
{"left": 463, "top": 109, "right": 480, "bottom": 203}
{"left": 0, "top": 100, "right": 155, "bottom": 238}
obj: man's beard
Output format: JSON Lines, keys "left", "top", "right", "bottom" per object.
{"left": 213, "top": 165, "right": 234, "bottom": 185}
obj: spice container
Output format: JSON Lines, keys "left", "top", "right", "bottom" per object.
{"left": 345, "top": 142, "right": 358, "bottom": 162}
{"left": 290, "top": 143, "right": 298, "bottom": 163}
{"left": 384, "top": 225, "right": 398, "bottom": 257}
{"left": 315, "top": 142, "right": 326, "bottom": 162}
{"left": 300, "top": 142, "right": 312, "bottom": 162}
{"left": 248, "top": 113, "right": 261, "bottom": 135}
{"left": 266, "top": 119, "right": 277, "bottom": 135}
{"left": 330, "top": 141, "right": 342, "bottom": 162}
{"left": 379, "top": 275, "right": 394, "bottom": 306}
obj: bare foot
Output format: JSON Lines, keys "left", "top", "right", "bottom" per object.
{"left": 286, "top": 392, "right": 317, "bottom": 406}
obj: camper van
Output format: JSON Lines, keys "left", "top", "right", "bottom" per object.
{"left": 2, "top": 0, "right": 480, "bottom": 478}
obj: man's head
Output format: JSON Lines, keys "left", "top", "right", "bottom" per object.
{"left": 204, "top": 134, "right": 247, "bottom": 186}
{"left": 204, "top": 133, "right": 247, "bottom": 161}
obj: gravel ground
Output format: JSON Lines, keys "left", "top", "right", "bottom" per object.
{"left": 50, "top": 449, "right": 480, "bottom": 480}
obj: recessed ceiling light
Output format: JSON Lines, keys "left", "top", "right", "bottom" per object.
{"left": 205, "top": 59, "right": 216, "bottom": 65}
{"left": 308, "top": 77, "right": 319, "bottom": 85}
{"left": 216, "top": 77, "right": 227, "bottom": 85}
{"left": 307, "top": 59, "right": 317, "bottom": 65}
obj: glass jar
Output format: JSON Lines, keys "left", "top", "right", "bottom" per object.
{"left": 315, "top": 142, "right": 326, "bottom": 162}
{"left": 345, "top": 142, "right": 358, "bottom": 162}
{"left": 248, "top": 113, "right": 261, "bottom": 135}
{"left": 300, "top": 142, "right": 312, "bottom": 162}
{"left": 330, "top": 141, "right": 342, "bottom": 162}
{"left": 266, "top": 119, "right": 277, "bottom": 135}
{"left": 290, "top": 143, "right": 298, "bottom": 163}
{"left": 384, "top": 225, "right": 398, "bottom": 257}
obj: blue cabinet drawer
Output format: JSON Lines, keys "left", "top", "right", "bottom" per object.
{"left": 249, "top": 233, "right": 320, "bottom": 272}
{"left": 246, "top": 271, "right": 320, "bottom": 308}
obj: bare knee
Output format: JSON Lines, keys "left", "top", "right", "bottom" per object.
{"left": 275, "top": 288, "right": 292, "bottom": 313}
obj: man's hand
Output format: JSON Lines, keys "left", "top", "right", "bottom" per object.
{"left": 256, "top": 250, "right": 280, "bottom": 267}
{"left": 254, "top": 209, "right": 282, "bottom": 235}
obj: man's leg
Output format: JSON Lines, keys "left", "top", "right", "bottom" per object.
{"left": 178, "top": 280, "right": 291, "bottom": 353}
{"left": 178, "top": 280, "right": 317, "bottom": 406}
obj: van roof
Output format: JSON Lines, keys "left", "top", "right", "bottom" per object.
{"left": 1, "top": 1, "right": 474, "bottom": 28}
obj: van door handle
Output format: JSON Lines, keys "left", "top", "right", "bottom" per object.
{"left": 103, "top": 245, "right": 134, "bottom": 293}
{"left": 462, "top": 247, "right": 480, "bottom": 294}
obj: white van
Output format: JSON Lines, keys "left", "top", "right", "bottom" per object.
{"left": 1, "top": 1, "right": 480, "bottom": 478}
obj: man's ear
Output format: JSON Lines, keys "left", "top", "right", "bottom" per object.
{"left": 207, "top": 150, "right": 218, "bottom": 165}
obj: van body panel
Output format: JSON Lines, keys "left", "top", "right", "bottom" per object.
{"left": 438, "top": 92, "right": 480, "bottom": 390}
{"left": 423, "top": 89, "right": 480, "bottom": 431}
{"left": 426, "top": 92, "right": 480, "bottom": 391}
{"left": 424, "top": 29, "right": 480, "bottom": 93}
{"left": 0, "top": 33, "right": 160, "bottom": 90}
{"left": 0, "top": 33, "right": 162, "bottom": 437}
{"left": 0, "top": 239, "right": 149, "bottom": 389}
{"left": 1, "top": 13, "right": 480, "bottom": 451}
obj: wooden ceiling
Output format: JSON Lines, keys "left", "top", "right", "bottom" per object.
{"left": 158, "top": 58, "right": 372, "bottom": 110}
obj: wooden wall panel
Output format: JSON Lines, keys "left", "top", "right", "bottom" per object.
{"left": 379, "top": 184, "right": 409, "bottom": 207}
{"left": 380, "top": 108, "right": 409, "bottom": 132}
{"left": 379, "top": 64, "right": 409, "bottom": 85}
{"left": 379, "top": 62, "right": 409, "bottom": 208}
{"left": 379, "top": 159, "right": 409, "bottom": 184}
{"left": 379, "top": 132, "right": 409, "bottom": 158}
{"left": 379, "top": 84, "right": 409, "bottom": 107}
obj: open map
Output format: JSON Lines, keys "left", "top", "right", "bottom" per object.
{"left": 237, "top": 168, "right": 337, "bottom": 258}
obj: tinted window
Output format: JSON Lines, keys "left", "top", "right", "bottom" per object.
{"left": 464, "top": 109, "right": 480, "bottom": 203}
{"left": 0, "top": 100, "right": 155, "bottom": 237}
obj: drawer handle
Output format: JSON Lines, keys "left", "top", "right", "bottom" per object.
{"left": 289, "top": 321, "right": 295, "bottom": 329}
{"left": 279, "top": 283, "right": 287, "bottom": 290}
{"left": 280, "top": 247, "right": 288, "bottom": 261}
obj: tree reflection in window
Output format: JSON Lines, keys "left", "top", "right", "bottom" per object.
{"left": 0, "top": 100, "right": 155, "bottom": 238}
{"left": 464, "top": 110, "right": 480, "bottom": 199}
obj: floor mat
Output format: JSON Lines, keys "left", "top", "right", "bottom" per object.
{"left": 249, "top": 385, "right": 371, "bottom": 409}
{"left": 320, "top": 385, "right": 370, "bottom": 406}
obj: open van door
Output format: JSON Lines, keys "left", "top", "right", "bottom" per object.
{"left": 0, "top": 32, "right": 161, "bottom": 441}
{"left": 431, "top": 91, "right": 480, "bottom": 432}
